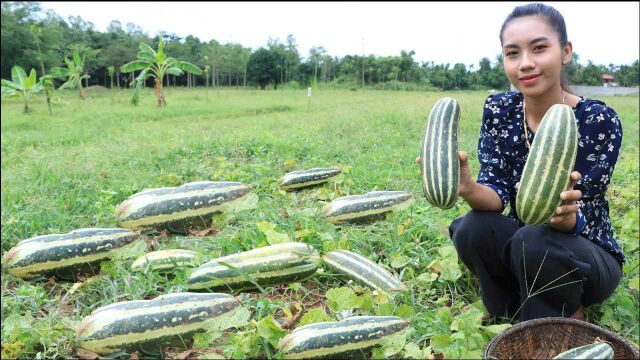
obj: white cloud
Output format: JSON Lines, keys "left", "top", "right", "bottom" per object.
{"left": 40, "top": 1, "right": 639, "bottom": 66}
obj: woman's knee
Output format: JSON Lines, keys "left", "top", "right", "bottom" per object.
{"left": 510, "top": 225, "right": 590, "bottom": 284}
{"left": 449, "top": 210, "right": 501, "bottom": 254}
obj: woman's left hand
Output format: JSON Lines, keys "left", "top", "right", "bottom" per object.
{"left": 549, "top": 171, "right": 582, "bottom": 230}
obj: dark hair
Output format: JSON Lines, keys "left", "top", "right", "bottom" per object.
{"left": 499, "top": 3, "right": 571, "bottom": 92}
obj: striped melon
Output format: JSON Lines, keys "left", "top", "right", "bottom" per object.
{"left": 552, "top": 342, "right": 614, "bottom": 359}
{"left": 279, "top": 167, "right": 342, "bottom": 191}
{"left": 322, "top": 191, "right": 412, "bottom": 224}
{"left": 131, "top": 249, "right": 202, "bottom": 273}
{"left": 3, "top": 228, "right": 140, "bottom": 280}
{"left": 77, "top": 292, "right": 241, "bottom": 355}
{"left": 188, "top": 242, "right": 321, "bottom": 291}
{"left": 278, "top": 316, "right": 409, "bottom": 359}
{"left": 115, "top": 181, "right": 252, "bottom": 233}
{"left": 323, "top": 249, "right": 406, "bottom": 292}
{"left": 420, "top": 97, "right": 461, "bottom": 209}
{"left": 516, "top": 104, "right": 578, "bottom": 225}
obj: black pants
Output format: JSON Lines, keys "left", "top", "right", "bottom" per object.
{"left": 449, "top": 210, "right": 622, "bottom": 321}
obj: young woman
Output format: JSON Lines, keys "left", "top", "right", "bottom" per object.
{"left": 419, "top": 3, "right": 624, "bottom": 322}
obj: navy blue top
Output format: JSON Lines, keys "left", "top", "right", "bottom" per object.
{"left": 477, "top": 91, "right": 625, "bottom": 264}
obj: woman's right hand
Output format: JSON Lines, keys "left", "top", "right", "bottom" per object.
{"left": 417, "top": 151, "right": 474, "bottom": 197}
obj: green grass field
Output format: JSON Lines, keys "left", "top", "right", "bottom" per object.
{"left": 1, "top": 87, "right": 638, "bottom": 359}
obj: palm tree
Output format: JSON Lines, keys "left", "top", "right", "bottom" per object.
{"left": 120, "top": 37, "right": 202, "bottom": 106}
{"left": 51, "top": 49, "right": 89, "bottom": 99}
{"left": 1, "top": 65, "right": 44, "bottom": 113}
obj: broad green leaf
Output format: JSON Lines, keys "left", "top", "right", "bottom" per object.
{"left": 370, "top": 330, "right": 408, "bottom": 359}
{"left": 404, "top": 343, "right": 431, "bottom": 359}
{"left": 1, "top": 86, "right": 18, "bottom": 98}
{"left": 376, "top": 303, "right": 394, "bottom": 316}
{"left": 59, "top": 78, "right": 77, "bottom": 90}
{"left": 395, "top": 304, "right": 415, "bottom": 319}
{"left": 64, "top": 58, "right": 75, "bottom": 72}
{"left": 430, "top": 333, "right": 452, "bottom": 354}
{"left": 157, "top": 38, "right": 166, "bottom": 63}
{"left": 11, "top": 65, "right": 27, "bottom": 85}
{"left": 176, "top": 61, "right": 203, "bottom": 75}
{"left": 326, "top": 287, "right": 361, "bottom": 313}
{"left": 137, "top": 50, "right": 157, "bottom": 63}
{"left": 49, "top": 67, "right": 70, "bottom": 79}
{"left": 165, "top": 67, "right": 184, "bottom": 76}
{"left": 460, "top": 349, "right": 484, "bottom": 359}
{"left": 195, "top": 307, "right": 251, "bottom": 347}
{"left": 31, "top": 83, "right": 43, "bottom": 93}
{"left": 480, "top": 323, "right": 512, "bottom": 335}
{"left": 24, "top": 69, "right": 37, "bottom": 89}
{"left": 121, "top": 60, "right": 151, "bottom": 73}
{"left": 1, "top": 79, "right": 22, "bottom": 91}
{"left": 3, "top": 311, "right": 34, "bottom": 342}
{"left": 73, "top": 50, "right": 81, "bottom": 67}
{"left": 297, "top": 308, "right": 334, "bottom": 327}
{"left": 256, "top": 315, "right": 288, "bottom": 348}
{"left": 256, "top": 221, "right": 290, "bottom": 244}
{"left": 391, "top": 254, "right": 410, "bottom": 268}
{"left": 139, "top": 42, "right": 156, "bottom": 56}
{"left": 629, "top": 275, "right": 639, "bottom": 291}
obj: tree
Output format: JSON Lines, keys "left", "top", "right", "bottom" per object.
{"left": 1, "top": 65, "right": 43, "bottom": 113}
{"left": 51, "top": 49, "right": 89, "bottom": 98}
{"left": 120, "top": 37, "right": 202, "bottom": 106}
{"left": 30, "top": 24, "right": 52, "bottom": 114}
{"left": 107, "top": 65, "right": 115, "bottom": 88}
{"left": 246, "top": 48, "right": 278, "bottom": 90}
{"left": 581, "top": 61, "right": 604, "bottom": 86}
{"left": 309, "top": 46, "right": 326, "bottom": 85}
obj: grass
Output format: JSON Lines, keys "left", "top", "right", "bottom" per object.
{"left": 1, "top": 87, "right": 638, "bottom": 358}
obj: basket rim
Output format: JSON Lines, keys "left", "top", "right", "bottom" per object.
{"left": 483, "top": 317, "right": 640, "bottom": 359}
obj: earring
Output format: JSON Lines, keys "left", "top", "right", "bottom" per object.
{"left": 562, "top": 59, "right": 568, "bottom": 65}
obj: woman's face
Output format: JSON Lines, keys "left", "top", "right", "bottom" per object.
{"left": 501, "top": 15, "right": 571, "bottom": 97}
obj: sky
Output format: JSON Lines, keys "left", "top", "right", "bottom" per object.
{"left": 39, "top": 1, "right": 639, "bottom": 67}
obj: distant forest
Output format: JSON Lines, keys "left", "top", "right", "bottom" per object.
{"left": 2, "top": 2, "right": 638, "bottom": 91}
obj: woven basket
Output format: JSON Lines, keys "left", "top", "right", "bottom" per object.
{"left": 483, "top": 317, "right": 639, "bottom": 359}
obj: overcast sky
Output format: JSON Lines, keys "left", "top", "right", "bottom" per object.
{"left": 40, "top": 1, "right": 639, "bottom": 67}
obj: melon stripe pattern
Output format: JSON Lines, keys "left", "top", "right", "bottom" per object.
{"left": 131, "top": 249, "right": 202, "bottom": 272}
{"left": 552, "top": 342, "right": 614, "bottom": 359}
{"left": 278, "top": 316, "right": 409, "bottom": 359}
{"left": 279, "top": 167, "right": 342, "bottom": 191}
{"left": 77, "top": 293, "right": 241, "bottom": 355}
{"left": 3, "top": 228, "right": 139, "bottom": 279}
{"left": 516, "top": 104, "right": 578, "bottom": 225}
{"left": 115, "top": 181, "right": 252, "bottom": 232}
{"left": 323, "top": 249, "right": 406, "bottom": 292}
{"left": 187, "top": 242, "right": 321, "bottom": 291}
{"left": 322, "top": 191, "right": 412, "bottom": 224}
{"left": 420, "top": 97, "right": 460, "bottom": 209}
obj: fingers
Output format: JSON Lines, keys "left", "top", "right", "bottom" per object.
{"left": 560, "top": 189, "right": 582, "bottom": 202}
{"left": 568, "top": 171, "right": 582, "bottom": 189}
{"left": 515, "top": 181, "right": 520, "bottom": 190}
{"left": 556, "top": 204, "right": 580, "bottom": 215}
{"left": 458, "top": 151, "right": 468, "bottom": 163}
{"left": 549, "top": 213, "right": 574, "bottom": 224}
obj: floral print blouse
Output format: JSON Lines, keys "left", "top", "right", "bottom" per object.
{"left": 477, "top": 91, "right": 625, "bottom": 264}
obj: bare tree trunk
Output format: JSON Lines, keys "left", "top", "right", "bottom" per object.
{"left": 244, "top": 64, "right": 247, "bottom": 88}
{"left": 228, "top": 73, "right": 231, "bottom": 86}
{"left": 117, "top": 72, "right": 120, "bottom": 89}
{"left": 155, "top": 77, "right": 166, "bottom": 106}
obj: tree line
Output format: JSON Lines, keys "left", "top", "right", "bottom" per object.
{"left": 2, "top": 2, "right": 638, "bottom": 93}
